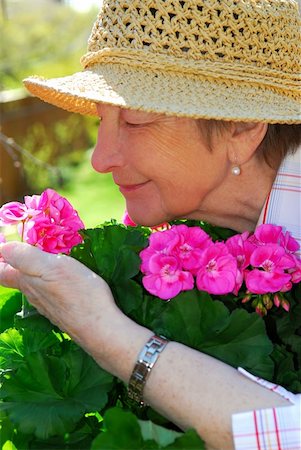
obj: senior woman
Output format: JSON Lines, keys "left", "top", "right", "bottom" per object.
{"left": 0, "top": 1, "right": 300, "bottom": 449}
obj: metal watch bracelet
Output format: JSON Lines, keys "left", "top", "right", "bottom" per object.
{"left": 127, "top": 334, "right": 169, "bottom": 407}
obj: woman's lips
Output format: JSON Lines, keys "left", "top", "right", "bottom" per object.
{"left": 117, "top": 181, "right": 150, "bottom": 194}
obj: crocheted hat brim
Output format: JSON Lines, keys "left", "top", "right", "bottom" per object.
{"left": 24, "top": 63, "right": 301, "bottom": 124}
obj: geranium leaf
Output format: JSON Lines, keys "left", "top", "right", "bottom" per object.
{"left": 91, "top": 407, "right": 204, "bottom": 449}
{"left": 22, "top": 328, "right": 60, "bottom": 354}
{"left": 0, "top": 412, "right": 15, "bottom": 449}
{"left": 0, "top": 329, "right": 24, "bottom": 370}
{"left": 138, "top": 420, "right": 182, "bottom": 446}
{"left": 1, "top": 346, "right": 114, "bottom": 439}
{"left": 144, "top": 291, "right": 273, "bottom": 379}
{"left": 2, "top": 441, "right": 18, "bottom": 450}
{"left": 0, "top": 410, "right": 32, "bottom": 450}
{"left": 272, "top": 345, "right": 301, "bottom": 393}
{"left": 112, "top": 246, "right": 142, "bottom": 282}
{"left": 274, "top": 298, "right": 301, "bottom": 364}
{"left": 165, "top": 429, "right": 206, "bottom": 449}
{"left": 114, "top": 280, "right": 144, "bottom": 314}
{"left": 201, "top": 308, "right": 274, "bottom": 378}
{"left": 91, "top": 407, "right": 144, "bottom": 449}
{"left": 70, "top": 237, "right": 98, "bottom": 274}
{"left": 0, "top": 287, "right": 22, "bottom": 333}
{"left": 72, "top": 225, "right": 148, "bottom": 284}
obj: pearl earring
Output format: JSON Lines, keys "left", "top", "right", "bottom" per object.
{"left": 231, "top": 165, "right": 241, "bottom": 176}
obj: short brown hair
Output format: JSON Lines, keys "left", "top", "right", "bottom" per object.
{"left": 198, "top": 120, "right": 301, "bottom": 169}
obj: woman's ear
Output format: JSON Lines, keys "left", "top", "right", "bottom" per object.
{"left": 226, "top": 122, "right": 268, "bottom": 165}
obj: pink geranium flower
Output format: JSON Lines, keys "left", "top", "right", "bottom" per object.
{"left": 0, "top": 202, "right": 29, "bottom": 225}
{"left": 280, "top": 231, "right": 300, "bottom": 253}
{"left": 24, "top": 194, "right": 43, "bottom": 216}
{"left": 226, "top": 231, "right": 250, "bottom": 294}
{"left": 245, "top": 244, "right": 295, "bottom": 294}
{"left": 37, "top": 189, "right": 84, "bottom": 231}
{"left": 249, "top": 224, "right": 299, "bottom": 254}
{"left": 0, "top": 189, "right": 84, "bottom": 255}
{"left": 122, "top": 210, "right": 136, "bottom": 227}
{"left": 140, "top": 228, "right": 179, "bottom": 273}
{"left": 142, "top": 254, "right": 194, "bottom": 300}
{"left": 196, "top": 242, "right": 237, "bottom": 295}
{"left": 289, "top": 256, "right": 301, "bottom": 283}
{"left": 170, "top": 224, "right": 212, "bottom": 273}
{"left": 24, "top": 214, "right": 83, "bottom": 254}
{"left": 253, "top": 224, "right": 283, "bottom": 245}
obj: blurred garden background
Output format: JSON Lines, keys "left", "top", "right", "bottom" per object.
{"left": 0, "top": 0, "right": 125, "bottom": 229}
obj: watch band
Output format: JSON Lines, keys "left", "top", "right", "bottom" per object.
{"left": 127, "top": 334, "right": 169, "bottom": 406}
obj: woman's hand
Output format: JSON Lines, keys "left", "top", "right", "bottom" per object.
{"left": 0, "top": 241, "right": 152, "bottom": 379}
{"left": 0, "top": 241, "right": 118, "bottom": 349}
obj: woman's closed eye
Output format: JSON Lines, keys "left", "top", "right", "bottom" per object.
{"left": 121, "top": 109, "right": 162, "bottom": 129}
{"left": 124, "top": 120, "right": 146, "bottom": 128}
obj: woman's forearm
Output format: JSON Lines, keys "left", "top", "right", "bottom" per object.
{"left": 80, "top": 311, "right": 290, "bottom": 450}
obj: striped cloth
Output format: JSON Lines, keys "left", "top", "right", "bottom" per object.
{"left": 257, "top": 148, "right": 301, "bottom": 257}
{"left": 232, "top": 146, "right": 301, "bottom": 450}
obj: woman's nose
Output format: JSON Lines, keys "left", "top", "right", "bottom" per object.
{"left": 91, "top": 107, "right": 124, "bottom": 174}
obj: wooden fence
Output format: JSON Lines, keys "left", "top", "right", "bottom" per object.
{"left": 0, "top": 88, "right": 92, "bottom": 205}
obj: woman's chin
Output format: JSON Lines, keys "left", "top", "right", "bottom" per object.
{"left": 127, "top": 209, "right": 168, "bottom": 228}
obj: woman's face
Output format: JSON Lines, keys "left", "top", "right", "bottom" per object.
{"left": 92, "top": 104, "right": 230, "bottom": 226}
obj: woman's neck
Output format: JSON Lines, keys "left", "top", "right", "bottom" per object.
{"left": 188, "top": 157, "right": 279, "bottom": 232}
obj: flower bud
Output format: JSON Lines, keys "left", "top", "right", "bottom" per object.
{"left": 242, "top": 294, "right": 252, "bottom": 304}
{"left": 273, "top": 293, "right": 281, "bottom": 308}
{"left": 262, "top": 294, "right": 273, "bottom": 310}
{"left": 281, "top": 298, "right": 290, "bottom": 312}
{"left": 255, "top": 303, "right": 267, "bottom": 317}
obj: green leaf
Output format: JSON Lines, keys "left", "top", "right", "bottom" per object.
{"left": 0, "top": 327, "right": 61, "bottom": 371}
{"left": 72, "top": 225, "right": 148, "bottom": 285}
{"left": 91, "top": 408, "right": 144, "bottom": 449}
{"left": 165, "top": 429, "right": 205, "bottom": 449}
{"left": 92, "top": 407, "right": 205, "bottom": 450}
{"left": 114, "top": 280, "right": 144, "bottom": 315}
{"left": 0, "top": 329, "right": 24, "bottom": 371}
{"left": 0, "top": 288, "right": 22, "bottom": 333}
{"left": 274, "top": 298, "right": 301, "bottom": 364}
{"left": 1, "top": 346, "right": 114, "bottom": 439}
{"left": 139, "top": 420, "right": 182, "bottom": 446}
{"left": 142, "top": 291, "right": 273, "bottom": 379}
{"left": 0, "top": 411, "right": 15, "bottom": 449}
{"left": 14, "top": 312, "right": 56, "bottom": 333}
{"left": 70, "top": 237, "right": 98, "bottom": 274}
{"left": 22, "top": 329, "right": 59, "bottom": 355}
{"left": 2, "top": 441, "right": 18, "bottom": 450}
{"left": 0, "top": 410, "right": 32, "bottom": 450}
{"left": 272, "top": 345, "right": 301, "bottom": 393}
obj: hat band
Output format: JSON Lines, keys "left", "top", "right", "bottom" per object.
{"left": 81, "top": 48, "right": 300, "bottom": 99}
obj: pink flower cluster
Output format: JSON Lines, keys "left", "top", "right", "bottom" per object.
{"left": 0, "top": 189, "right": 84, "bottom": 254}
{"left": 140, "top": 224, "right": 301, "bottom": 308}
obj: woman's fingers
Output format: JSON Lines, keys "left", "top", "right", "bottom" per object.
{"left": 0, "top": 241, "right": 57, "bottom": 277}
{"left": 0, "top": 261, "right": 22, "bottom": 290}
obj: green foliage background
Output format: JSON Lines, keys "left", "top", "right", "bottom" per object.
{"left": 1, "top": 2, "right": 96, "bottom": 90}
{"left": 1, "top": 2, "right": 126, "bottom": 225}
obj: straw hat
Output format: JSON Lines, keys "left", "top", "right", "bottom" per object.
{"left": 24, "top": 0, "right": 301, "bottom": 124}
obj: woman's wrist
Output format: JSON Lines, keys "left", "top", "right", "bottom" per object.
{"left": 75, "top": 291, "right": 154, "bottom": 382}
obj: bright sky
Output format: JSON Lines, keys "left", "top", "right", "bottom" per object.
{"left": 67, "top": 0, "right": 100, "bottom": 12}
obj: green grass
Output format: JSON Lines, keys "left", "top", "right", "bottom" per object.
{"left": 58, "top": 150, "right": 125, "bottom": 228}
